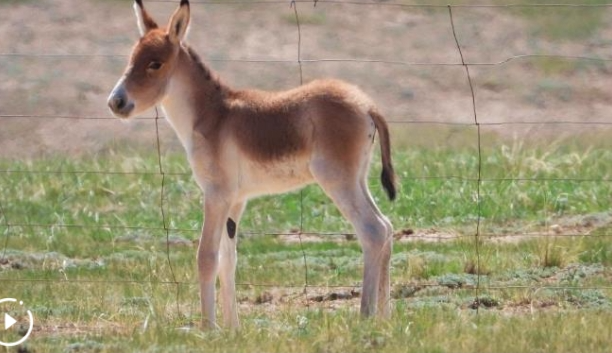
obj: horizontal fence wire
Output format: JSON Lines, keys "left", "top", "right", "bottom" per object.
{"left": 82, "top": 0, "right": 612, "bottom": 7}
{"left": 3, "top": 114, "right": 612, "bottom": 125}
{"left": 1, "top": 1, "right": 612, "bottom": 322}
{"left": 2, "top": 53, "right": 611, "bottom": 64}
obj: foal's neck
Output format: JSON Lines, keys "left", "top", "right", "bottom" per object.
{"left": 161, "top": 45, "right": 230, "bottom": 152}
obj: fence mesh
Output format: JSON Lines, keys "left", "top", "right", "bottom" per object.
{"left": 1, "top": 0, "right": 611, "bottom": 326}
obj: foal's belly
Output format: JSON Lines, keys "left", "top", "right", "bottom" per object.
{"left": 239, "top": 156, "right": 314, "bottom": 199}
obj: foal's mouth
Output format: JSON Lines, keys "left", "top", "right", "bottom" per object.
{"left": 108, "top": 104, "right": 135, "bottom": 119}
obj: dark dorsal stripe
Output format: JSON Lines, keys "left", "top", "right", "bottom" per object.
{"left": 184, "top": 45, "right": 223, "bottom": 91}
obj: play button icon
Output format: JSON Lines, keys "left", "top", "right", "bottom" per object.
{"left": 0, "top": 298, "right": 34, "bottom": 347}
{"left": 4, "top": 313, "right": 17, "bottom": 330}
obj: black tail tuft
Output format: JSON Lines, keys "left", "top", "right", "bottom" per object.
{"left": 381, "top": 168, "right": 396, "bottom": 201}
{"left": 370, "top": 109, "right": 397, "bottom": 202}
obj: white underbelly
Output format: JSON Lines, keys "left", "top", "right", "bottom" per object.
{"left": 238, "top": 157, "right": 314, "bottom": 199}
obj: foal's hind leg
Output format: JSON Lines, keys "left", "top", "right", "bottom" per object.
{"left": 311, "top": 164, "right": 391, "bottom": 317}
{"left": 360, "top": 180, "right": 393, "bottom": 318}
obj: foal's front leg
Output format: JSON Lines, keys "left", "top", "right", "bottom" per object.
{"left": 218, "top": 201, "right": 246, "bottom": 328}
{"left": 197, "top": 192, "right": 231, "bottom": 329}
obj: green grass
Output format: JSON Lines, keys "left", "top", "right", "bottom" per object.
{"left": 415, "top": 0, "right": 610, "bottom": 41}
{"left": 401, "top": 0, "right": 608, "bottom": 41}
{"left": 12, "top": 306, "right": 611, "bottom": 353}
{"left": 3, "top": 134, "right": 611, "bottom": 239}
{"left": 503, "top": 0, "right": 611, "bottom": 41}
{"left": 1, "top": 135, "right": 612, "bottom": 351}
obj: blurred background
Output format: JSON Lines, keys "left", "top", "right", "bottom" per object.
{"left": 1, "top": 0, "right": 610, "bottom": 158}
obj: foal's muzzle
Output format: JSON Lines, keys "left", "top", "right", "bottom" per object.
{"left": 107, "top": 86, "right": 135, "bottom": 118}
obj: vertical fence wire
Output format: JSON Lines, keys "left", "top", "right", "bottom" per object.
{"left": 448, "top": 5, "right": 483, "bottom": 312}
{"left": 291, "top": 0, "right": 311, "bottom": 306}
{"left": 154, "top": 106, "right": 182, "bottom": 318}
{"left": 0, "top": 199, "right": 10, "bottom": 261}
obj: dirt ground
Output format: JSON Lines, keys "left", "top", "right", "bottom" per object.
{"left": 0, "top": 1, "right": 611, "bottom": 158}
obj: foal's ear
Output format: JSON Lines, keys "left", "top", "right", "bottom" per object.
{"left": 167, "top": 0, "right": 190, "bottom": 44}
{"left": 133, "top": 0, "right": 158, "bottom": 36}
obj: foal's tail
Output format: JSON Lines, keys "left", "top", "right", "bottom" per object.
{"left": 369, "top": 109, "right": 397, "bottom": 201}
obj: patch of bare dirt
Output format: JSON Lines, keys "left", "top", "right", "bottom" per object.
{"left": 500, "top": 299, "right": 565, "bottom": 317}
{"left": 394, "top": 228, "right": 463, "bottom": 243}
{"left": 278, "top": 232, "right": 344, "bottom": 244}
{"left": 309, "top": 289, "right": 360, "bottom": 303}
{"left": 486, "top": 212, "right": 612, "bottom": 244}
{"left": 0, "top": 257, "right": 25, "bottom": 270}
{"left": 235, "top": 285, "right": 365, "bottom": 315}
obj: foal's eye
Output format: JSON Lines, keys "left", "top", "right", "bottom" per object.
{"left": 147, "top": 61, "right": 163, "bottom": 71}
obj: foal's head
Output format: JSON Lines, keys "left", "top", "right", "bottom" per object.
{"left": 108, "top": 0, "right": 190, "bottom": 118}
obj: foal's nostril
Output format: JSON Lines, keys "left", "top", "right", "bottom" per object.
{"left": 108, "top": 83, "right": 131, "bottom": 113}
{"left": 108, "top": 89, "right": 134, "bottom": 117}
{"left": 109, "top": 94, "right": 126, "bottom": 111}
{"left": 115, "top": 95, "right": 126, "bottom": 110}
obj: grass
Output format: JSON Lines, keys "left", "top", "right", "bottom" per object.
{"left": 414, "top": 0, "right": 610, "bottom": 41}
{"left": 503, "top": 0, "right": 611, "bottom": 41}
{"left": 2, "top": 242, "right": 612, "bottom": 353}
{"left": 13, "top": 306, "right": 611, "bottom": 353}
{"left": 1, "top": 133, "right": 612, "bottom": 352}
{"left": 401, "top": 0, "right": 608, "bottom": 41}
{"left": 2, "top": 136, "right": 611, "bottom": 241}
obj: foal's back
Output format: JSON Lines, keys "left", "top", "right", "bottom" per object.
{"left": 222, "top": 79, "right": 378, "bottom": 166}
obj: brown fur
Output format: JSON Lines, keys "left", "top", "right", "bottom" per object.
{"left": 108, "top": 0, "right": 397, "bottom": 329}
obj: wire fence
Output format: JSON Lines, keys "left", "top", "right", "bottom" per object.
{"left": 1, "top": 0, "right": 612, "bottom": 323}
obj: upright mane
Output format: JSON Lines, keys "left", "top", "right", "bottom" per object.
{"left": 183, "top": 44, "right": 225, "bottom": 92}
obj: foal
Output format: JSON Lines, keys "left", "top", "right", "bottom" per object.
{"left": 108, "top": 0, "right": 397, "bottom": 329}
